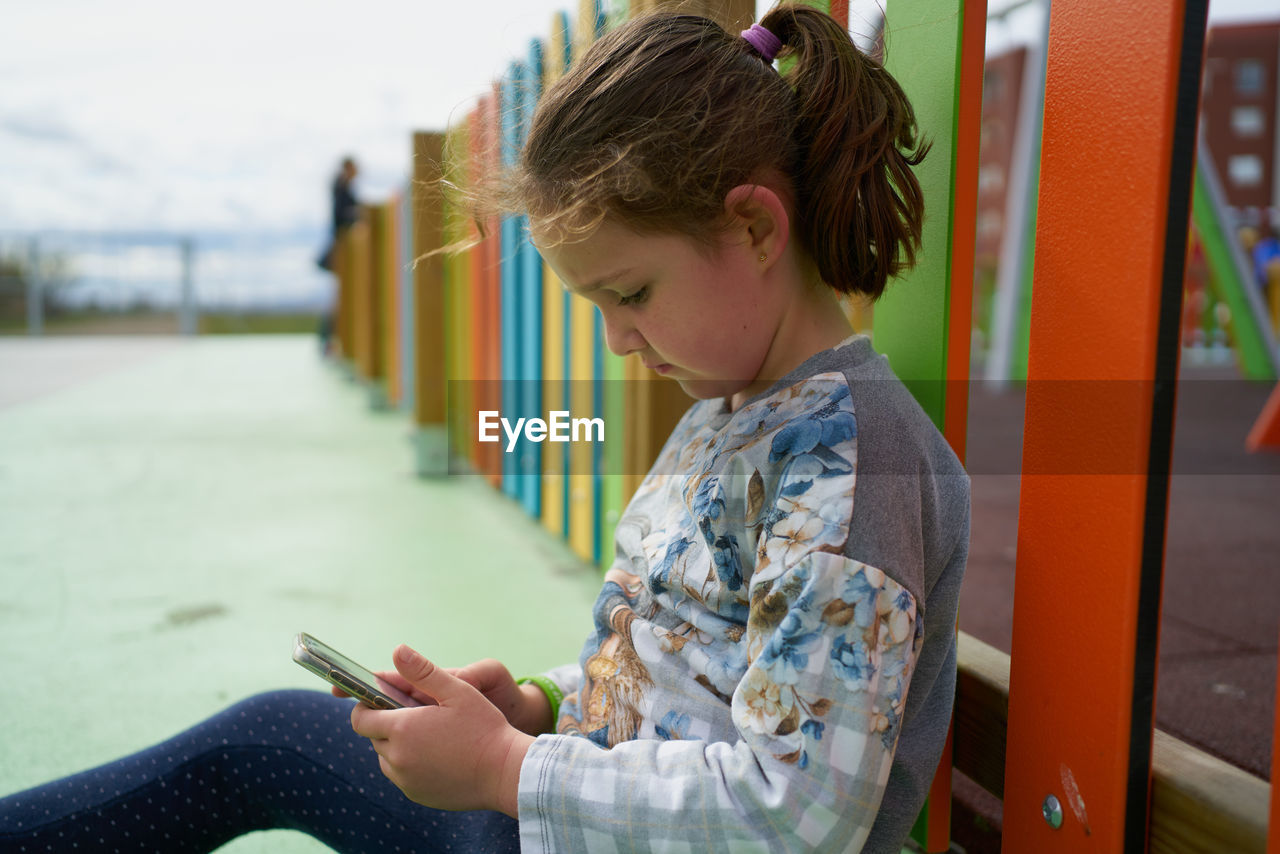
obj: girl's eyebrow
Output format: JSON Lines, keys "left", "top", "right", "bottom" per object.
{"left": 567, "top": 268, "right": 636, "bottom": 294}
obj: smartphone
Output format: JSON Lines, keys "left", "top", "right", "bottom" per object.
{"left": 292, "top": 632, "right": 421, "bottom": 709}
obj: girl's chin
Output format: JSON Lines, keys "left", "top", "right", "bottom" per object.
{"left": 673, "top": 377, "right": 756, "bottom": 402}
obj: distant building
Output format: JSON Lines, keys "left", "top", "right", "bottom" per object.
{"left": 1201, "top": 19, "right": 1280, "bottom": 229}
{"left": 976, "top": 17, "right": 1280, "bottom": 254}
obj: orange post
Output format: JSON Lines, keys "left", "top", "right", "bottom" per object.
{"left": 931, "top": 0, "right": 984, "bottom": 847}
{"left": 1002, "top": 1, "right": 1208, "bottom": 851}
{"left": 1246, "top": 381, "right": 1280, "bottom": 452}
{"left": 466, "top": 92, "right": 503, "bottom": 484}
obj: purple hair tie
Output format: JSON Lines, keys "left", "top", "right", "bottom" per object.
{"left": 740, "top": 23, "right": 782, "bottom": 63}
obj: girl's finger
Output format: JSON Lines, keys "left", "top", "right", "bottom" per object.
{"left": 374, "top": 670, "right": 439, "bottom": 705}
{"left": 374, "top": 670, "right": 413, "bottom": 691}
{"left": 392, "top": 645, "right": 472, "bottom": 705}
{"left": 349, "top": 702, "right": 393, "bottom": 740}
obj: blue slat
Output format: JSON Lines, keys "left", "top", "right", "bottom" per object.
{"left": 500, "top": 60, "right": 523, "bottom": 500}
{"left": 519, "top": 40, "right": 545, "bottom": 518}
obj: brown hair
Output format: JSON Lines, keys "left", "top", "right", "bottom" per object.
{"left": 495, "top": 3, "right": 928, "bottom": 300}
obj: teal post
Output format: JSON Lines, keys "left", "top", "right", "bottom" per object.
{"left": 521, "top": 40, "right": 546, "bottom": 517}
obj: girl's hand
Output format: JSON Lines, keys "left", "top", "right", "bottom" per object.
{"left": 452, "top": 658, "right": 555, "bottom": 735}
{"left": 332, "top": 658, "right": 554, "bottom": 734}
{"left": 349, "top": 645, "right": 535, "bottom": 817}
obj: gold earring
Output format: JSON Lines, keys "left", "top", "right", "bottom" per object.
{"left": 758, "top": 252, "right": 767, "bottom": 263}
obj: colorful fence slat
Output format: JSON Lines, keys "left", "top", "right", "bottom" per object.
{"left": 335, "top": 218, "right": 357, "bottom": 366}
{"left": 473, "top": 89, "right": 504, "bottom": 487}
{"left": 866, "top": 0, "right": 986, "bottom": 847}
{"left": 1002, "top": 1, "right": 1208, "bottom": 850}
{"left": 876, "top": 0, "right": 980, "bottom": 441}
{"left": 398, "top": 184, "right": 415, "bottom": 416}
{"left": 595, "top": 2, "right": 629, "bottom": 573}
{"left": 442, "top": 123, "right": 474, "bottom": 474}
{"left": 379, "top": 197, "right": 402, "bottom": 409}
{"left": 540, "top": 11, "right": 573, "bottom": 540}
{"left": 500, "top": 61, "right": 524, "bottom": 501}
{"left": 411, "top": 131, "right": 448, "bottom": 475}
{"left": 367, "top": 204, "right": 389, "bottom": 406}
{"left": 566, "top": 0, "right": 605, "bottom": 565}
{"left": 521, "top": 41, "right": 546, "bottom": 518}
{"left": 349, "top": 215, "right": 375, "bottom": 389}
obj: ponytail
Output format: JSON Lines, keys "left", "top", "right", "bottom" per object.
{"left": 762, "top": 4, "right": 928, "bottom": 299}
{"left": 504, "top": 4, "right": 925, "bottom": 300}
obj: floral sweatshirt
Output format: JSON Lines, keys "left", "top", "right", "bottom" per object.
{"left": 517, "top": 336, "right": 970, "bottom": 853}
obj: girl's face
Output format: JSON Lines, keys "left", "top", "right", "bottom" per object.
{"left": 536, "top": 219, "right": 788, "bottom": 407}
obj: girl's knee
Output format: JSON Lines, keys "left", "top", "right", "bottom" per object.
{"left": 203, "top": 689, "right": 355, "bottom": 745}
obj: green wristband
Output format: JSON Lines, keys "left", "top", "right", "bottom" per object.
{"left": 517, "top": 675, "right": 564, "bottom": 724}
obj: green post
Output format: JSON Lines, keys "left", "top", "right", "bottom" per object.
{"left": 877, "top": 3, "right": 985, "bottom": 851}
{"left": 875, "top": 0, "right": 973, "bottom": 429}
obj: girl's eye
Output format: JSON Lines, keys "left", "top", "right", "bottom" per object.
{"left": 618, "top": 286, "right": 649, "bottom": 307}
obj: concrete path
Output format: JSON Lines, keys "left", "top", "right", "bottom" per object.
{"left": 0, "top": 336, "right": 602, "bottom": 853}
{"left": 961, "top": 367, "right": 1280, "bottom": 782}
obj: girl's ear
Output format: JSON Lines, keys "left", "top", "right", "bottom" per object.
{"left": 723, "top": 184, "right": 790, "bottom": 266}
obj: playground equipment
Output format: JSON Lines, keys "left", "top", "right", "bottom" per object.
{"left": 326, "top": 0, "right": 1275, "bottom": 849}
{"left": 1192, "top": 144, "right": 1280, "bottom": 381}
{"left": 982, "top": 16, "right": 1280, "bottom": 393}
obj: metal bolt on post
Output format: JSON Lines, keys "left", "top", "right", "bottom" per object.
{"left": 1042, "top": 794, "right": 1064, "bottom": 829}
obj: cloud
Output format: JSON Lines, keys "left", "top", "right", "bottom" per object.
{"left": 0, "top": 114, "right": 80, "bottom": 145}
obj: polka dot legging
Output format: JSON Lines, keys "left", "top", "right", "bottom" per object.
{"left": 0, "top": 690, "right": 520, "bottom": 853}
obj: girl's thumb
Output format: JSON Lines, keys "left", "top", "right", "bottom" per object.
{"left": 392, "top": 645, "right": 454, "bottom": 700}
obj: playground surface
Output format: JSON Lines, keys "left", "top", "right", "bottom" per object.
{"left": 962, "top": 362, "right": 1280, "bottom": 782}
{"left": 0, "top": 334, "right": 1274, "bottom": 852}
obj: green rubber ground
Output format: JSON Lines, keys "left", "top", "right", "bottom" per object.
{"left": 0, "top": 335, "right": 601, "bottom": 853}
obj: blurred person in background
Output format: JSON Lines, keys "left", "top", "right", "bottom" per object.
{"left": 317, "top": 155, "right": 360, "bottom": 355}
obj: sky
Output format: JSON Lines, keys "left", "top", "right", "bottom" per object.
{"left": 1, "top": 0, "right": 1276, "bottom": 241}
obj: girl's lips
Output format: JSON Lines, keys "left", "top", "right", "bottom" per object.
{"left": 645, "top": 362, "right": 672, "bottom": 375}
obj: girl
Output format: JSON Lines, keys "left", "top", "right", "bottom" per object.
{"left": 0, "top": 5, "right": 968, "bottom": 853}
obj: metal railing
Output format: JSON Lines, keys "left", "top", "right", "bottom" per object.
{"left": 0, "top": 230, "right": 331, "bottom": 336}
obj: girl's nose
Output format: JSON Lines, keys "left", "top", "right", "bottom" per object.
{"left": 600, "top": 310, "right": 644, "bottom": 357}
